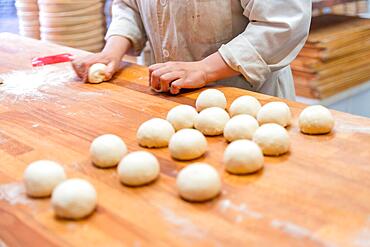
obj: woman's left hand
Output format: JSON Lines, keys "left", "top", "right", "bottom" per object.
{"left": 148, "top": 61, "right": 209, "bottom": 94}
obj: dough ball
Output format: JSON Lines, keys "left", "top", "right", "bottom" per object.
{"left": 90, "top": 134, "right": 127, "bottom": 168}
{"left": 88, "top": 63, "right": 107, "bottom": 84}
{"left": 169, "top": 129, "right": 208, "bottom": 160}
{"left": 224, "top": 114, "right": 259, "bottom": 142}
{"left": 253, "top": 123, "right": 290, "bottom": 156}
{"left": 257, "top": 102, "right": 292, "bottom": 127}
{"left": 176, "top": 163, "right": 221, "bottom": 202}
{"left": 23, "top": 160, "right": 66, "bottom": 197}
{"left": 166, "top": 105, "right": 198, "bottom": 131}
{"left": 195, "top": 89, "right": 227, "bottom": 112}
{"left": 194, "top": 107, "right": 230, "bottom": 136}
{"left": 117, "top": 151, "right": 160, "bottom": 186}
{"left": 137, "top": 118, "right": 175, "bottom": 148}
{"left": 223, "top": 140, "right": 264, "bottom": 174}
{"left": 299, "top": 105, "right": 334, "bottom": 134}
{"left": 229, "top": 95, "right": 261, "bottom": 117}
{"left": 51, "top": 178, "right": 97, "bottom": 220}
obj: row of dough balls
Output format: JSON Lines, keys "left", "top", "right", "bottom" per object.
{"left": 137, "top": 89, "right": 334, "bottom": 157}
{"left": 90, "top": 135, "right": 219, "bottom": 202}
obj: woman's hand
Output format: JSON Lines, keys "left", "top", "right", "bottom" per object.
{"left": 72, "top": 36, "right": 132, "bottom": 82}
{"left": 148, "top": 52, "right": 240, "bottom": 94}
{"left": 149, "top": 61, "right": 209, "bottom": 94}
{"left": 72, "top": 52, "right": 121, "bottom": 82}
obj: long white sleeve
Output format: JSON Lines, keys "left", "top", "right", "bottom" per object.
{"left": 105, "top": 0, "right": 147, "bottom": 55}
{"left": 218, "top": 0, "right": 311, "bottom": 88}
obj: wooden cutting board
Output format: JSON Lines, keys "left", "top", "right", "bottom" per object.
{"left": 0, "top": 33, "right": 370, "bottom": 247}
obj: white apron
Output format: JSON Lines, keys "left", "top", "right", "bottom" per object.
{"left": 106, "top": 0, "right": 312, "bottom": 99}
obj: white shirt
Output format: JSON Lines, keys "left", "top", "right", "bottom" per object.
{"left": 106, "top": 0, "right": 312, "bottom": 99}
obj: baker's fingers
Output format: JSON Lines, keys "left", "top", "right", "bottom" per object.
{"left": 104, "top": 61, "right": 117, "bottom": 80}
{"left": 159, "top": 71, "right": 183, "bottom": 92}
{"left": 170, "top": 78, "right": 186, "bottom": 95}
{"left": 71, "top": 58, "right": 88, "bottom": 78}
{"left": 148, "top": 63, "right": 165, "bottom": 80}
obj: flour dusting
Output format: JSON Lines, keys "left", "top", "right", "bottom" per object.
{"left": 354, "top": 216, "right": 370, "bottom": 247}
{"left": 218, "top": 199, "right": 263, "bottom": 220}
{"left": 0, "top": 182, "right": 30, "bottom": 205}
{"left": 160, "top": 207, "right": 205, "bottom": 239}
{"left": 336, "top": 123, "right": 370, "bottom": 134}
{"left": 271, "top": 219, "right": 336, "bottom": 247}
{"left": 0, "top": 65, "right": 76, "bottom": 100}
{"left": 0, "top": 239, "right": 8, "bottom": 247}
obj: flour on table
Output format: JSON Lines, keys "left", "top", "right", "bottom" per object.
{"left": 0, "top": 64, "right": 76, "bottom": 100}
{"left": 218, "top": 199, "right": 263, "bottom": 221}
{"left": 353, "top": 216, "right": 370, "bottom": 247}
{"left": 160, "top": 207, "right": 205, "bottom": 239}
{"left": 0, "top": 182, "right": 31, "bottom": 205}
{"left": 271, "top": 219, "right": 336, "bottom": 247}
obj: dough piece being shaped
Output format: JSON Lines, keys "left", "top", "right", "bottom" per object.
{"left": 194, "top": 107, "right": 230, "bottom": 136}
{"left": 299, "top": 105, "right": 334, "bottom": 134}
{"left": 229, "top": 95, "right": 261, "bottom": 118}
{"left": 169, "top": 129, "right": 207, "bottom": 160}
{"left": 88, "top": 63, "right": 107, "bottom": 84}
{"left": 223, "top": 140, "right": 264, "bottom": 174}
{"left": 253, "top": 123, "right": 290, "bottom": 156}
{"left": 23, "top": 160, "right": 66, "bottom": 197}
{"left": 137, "top": 118, "right": 175, "bottom": 148}
{"left": 195, "top": 89, "right": 227, "bottom": 112}
{"left": 90, "top": 134, "right": 127, "bottom": 168}
{"left": 176, "top": 163, "right": 221, "bottom": 202}
{"left": 117, "top": 151, "right": 160, "bottom": 186}
{"left": 257, "top": 101, "right": 292, "bottom": 127}
{"left": 52, "top": 178, "right": 97, "bottom": 219}
{"left": 224, "top": 114, "right": 259, "bottom": 142}
{"left": 166, "top": 105, "right": 198, "bottom": 131}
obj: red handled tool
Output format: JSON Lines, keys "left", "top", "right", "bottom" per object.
{"left": 31, "top": 53, "right": 75, "bottom": 67}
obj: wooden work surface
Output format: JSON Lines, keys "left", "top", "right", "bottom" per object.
{"left": 0, "top": 33, "right": 370, "bottom": 247}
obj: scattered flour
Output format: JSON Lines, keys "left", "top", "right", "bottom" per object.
{"left": 0, "top": 182, "right": 30, "bottom": 206}
{"left": 354, "top": 216, "right": 370, "bottom": 247}
{"left": 336, "top": 123, "right": 370, "bottom": 134}
{"left": 160, "top": 207, "right": 205, "bottom": 239}
{"left": 271, "top": 219, "right": 336, "bottom": 247}
{"left": 218, "top": 199, "right": 263, "bottom": 221}
{"left": 0, "top": 239, "right": 8, "bottom": 247}
{"left": 0, "top": 65, "right": 76, "bottom": 100}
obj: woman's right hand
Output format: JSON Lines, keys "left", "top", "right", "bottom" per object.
{"left": 72, "top": 52, "right": 121, "bottom": 83}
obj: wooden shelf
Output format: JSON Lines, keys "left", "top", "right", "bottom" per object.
{"left": 313, "top": 0, "right": 363, "bottom": 9}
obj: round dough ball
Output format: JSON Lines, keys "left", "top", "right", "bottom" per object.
{"left": 23, "top": 160, "right": 66, "bottom": 197}
{"left": 137, "top": 118, "right": 175, "bottom": 148}
{"left": 88, "top": 63, "right": 107, "bottom": 84}
{"left": 169, "top": 129, "right": 207, "bottom": 160}
{"left": 90, "top": 134, "right": 127, "bottom": 168}
{"left": 299, "top": 105, "right": 334, "bottom": 134}
{"left": 195, "top": 89, "right": 227, "bottom": 112}
{"left": 229, "top": 95, "right": 261, "bottom": 117}
{"left": 117, "top": 151, "right": 160, "bottom": 186}
{"left": 194, "top": 107, "right": 230, "bottom": 136}
{"left": 253, "top": 123, "right": 290, "bottom": 156}
{"left": 223, "top": 140, "right": 264, "bottom": 174}
{"left": 257, "top": 102, "right": 292, "bottom": 127}
{"left": 224, "top": 114, "right": 259, "bottom": 142}
{"left": 51, "top": 178, "right": 97, "bottom": 219}
{"left": 166, "top": 105, "right": 198, "bottom": 131}
{"left": 176, "top": 163, "right": 221, "bottom": 202}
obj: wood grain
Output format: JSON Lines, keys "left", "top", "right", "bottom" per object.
{"left": 0, "top": 33, "right": 370, "bottom": 247}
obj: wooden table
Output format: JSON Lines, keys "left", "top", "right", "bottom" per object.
{"left": 0, "top": 33, "right": 370, "bottom": 247}
{"left": 312, "top": 0, "right": 362, "bottom": 9}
